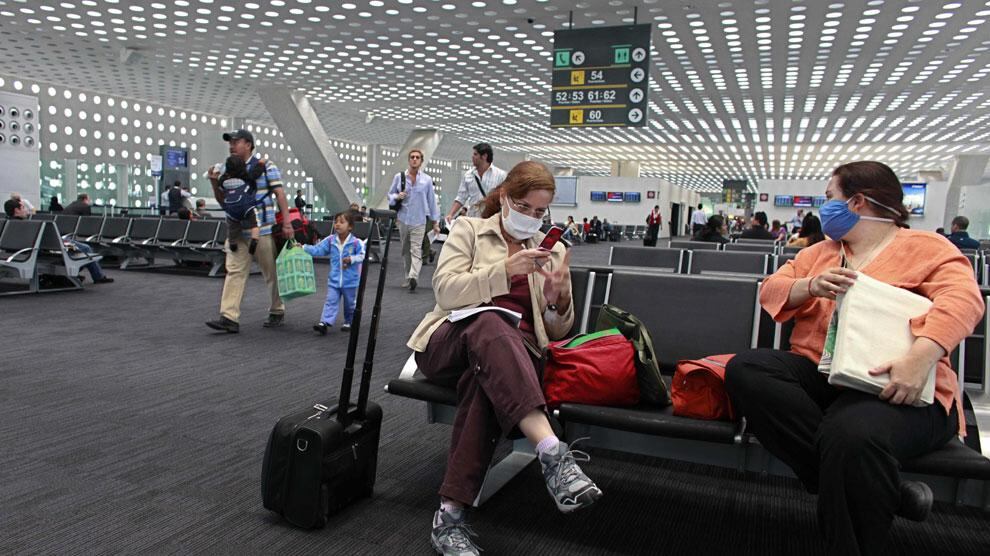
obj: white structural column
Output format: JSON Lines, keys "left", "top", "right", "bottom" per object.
{"left": 943, "top": 154, "right": 989, "bottom": 228}
{"left": 256, "top": 86, "right": 358, "bottom": 211}
{"left": 369, "top": 129, "right": 443, "bottom": 209}
{"left": 610, "top": 160, "right": 641, "bottom": 177}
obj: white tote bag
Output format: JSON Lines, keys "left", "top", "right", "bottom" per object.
{"left": 827, "top": 273, "right": 937, "bottom": 406}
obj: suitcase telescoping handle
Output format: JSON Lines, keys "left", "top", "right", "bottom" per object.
{"left": 355, "top": 209, "right": 396, "bottom": 419}
{"left": 337, "top": 208, "right": 397, "bottom": 425}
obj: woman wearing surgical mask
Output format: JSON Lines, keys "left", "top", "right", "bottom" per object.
{"left": 407, "top": 161, "right": 600, "bottom": 556}
{"left": 724, "top": 161, "right": 984, "bottom": 555}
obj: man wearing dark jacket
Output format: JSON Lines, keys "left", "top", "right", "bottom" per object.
{"left": 945, "top": 216, "right": 980, "bottom": 250}
{"left": 63, "top": 193, "right": 93, "bottom": 216}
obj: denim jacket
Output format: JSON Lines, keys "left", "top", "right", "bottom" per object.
{"left": 304, "top": 233, "right": 365, "bottom": 289}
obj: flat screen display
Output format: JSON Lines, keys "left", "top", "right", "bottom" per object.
{"left": 812, "top": 195, "right": 827, "bottom": 207}
{"left": 590, "top": 191, "right": 607, "bottom": 202}
{"left": 623, "top": 192, "right": 641, "bottom": 203}
{"left": 165, "top": 148, "right": 187, "bottom": 169}
{"left": 774, "top": 195, "right": 793, "bottom": 207}
{"left": 606, "top": 192, "right": 624, "bottom": 202}
{"left": 793, "top": 195, "right": 813, "bottom": 208}
{"left": 902, "top": 183, "right": 926, "bottom": 215}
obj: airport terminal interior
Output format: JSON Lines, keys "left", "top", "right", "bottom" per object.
{"left": 1, "top": 0, "right": 990, "bottom": 554}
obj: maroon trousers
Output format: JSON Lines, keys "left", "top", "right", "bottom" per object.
{"left": 415, "top": 312, "right": 546, "bottom": 505}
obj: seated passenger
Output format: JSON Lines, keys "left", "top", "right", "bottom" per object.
{"left": 724, "top": 161, "right": 984, "bottom": 555}
{"left": 3, "top": 198, "right": 113, "bottom": 284}
{"left": 770, "top": 219, "right": 788, "bottom": 242}
{"left": 562, "top": 215, "right": 581, "bottom": 242}
{"left": 407, "top": 161, "right": 601, "bottom": 555}
{"left": 786, "top": 213, "right": 826, "bottom": 248}
{"left": 944, "top": 216, "right": 980, "bottom": 250}
{"left": 692, "top": 214, "right": 730, "bottom": 244}
{"left": 740, "top": 211, "right": 774, "bottom": 239}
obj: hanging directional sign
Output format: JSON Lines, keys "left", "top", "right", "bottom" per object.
{"left": 551, "top": 24, "right": 652, "bottom": 128}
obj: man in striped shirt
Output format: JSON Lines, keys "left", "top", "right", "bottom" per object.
{"left": 205, "top": 129, "right": 295, "bottom": 333}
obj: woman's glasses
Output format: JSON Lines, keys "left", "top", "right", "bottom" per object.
{"left": 508, "top": 197, "right": 550, "bottom": 219}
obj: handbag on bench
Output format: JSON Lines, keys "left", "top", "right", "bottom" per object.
{"left": 543, "top": 328, "right": 639, "bottom": 408}
{"left": 595, "top": 304, "right": 671, "bottom": 406}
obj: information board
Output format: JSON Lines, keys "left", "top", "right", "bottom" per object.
{"left": 551, "top": 24, "right": 652, "bottom": 128}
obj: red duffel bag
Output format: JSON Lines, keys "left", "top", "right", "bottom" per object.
{"left": 543, "top": 328, "right": 639, "bottom": 409}
{"left": 671, "top": 354, "right": 737, "bottom": 421}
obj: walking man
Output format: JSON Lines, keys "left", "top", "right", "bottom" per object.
{"left": 447, "top": 142, "right": 507, "bottom": 220}
{"left": 205, "top": 129, "right": 294, "bottom": 333}
{"left": 389, "top": 149, "right": 440, "bottom": 292}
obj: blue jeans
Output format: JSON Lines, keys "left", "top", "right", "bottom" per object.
{"left": 321, "top": 285, "right": 357, "bottom": 325}
{"left": 72, "top": 241, "right": 106, "bottom": 280}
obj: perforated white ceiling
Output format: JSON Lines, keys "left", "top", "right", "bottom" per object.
{"left": 0, "top": 0, "right": 987, "bottom": 191}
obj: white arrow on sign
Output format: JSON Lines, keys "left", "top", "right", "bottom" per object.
{"left": 572, "top": 51, "right": 585, "bottom": 65}
{"left": 630, "top": 67, "right": 645, "bottom": 83}
{"left": 628, "top": 108, "right": 643, "bottom": 123}
{"left": 632, "top": 47, "right": 647, "bottom": 62}
{"left": 629, "top": 88, "right": 644, "bottom": 103}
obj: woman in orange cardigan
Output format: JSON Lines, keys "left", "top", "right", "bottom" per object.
{"left": 725, "top": 161, "right": 984, "bottom": 556}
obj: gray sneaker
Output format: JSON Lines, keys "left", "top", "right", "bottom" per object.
{"left": 538, "top": 440, "right": 603, "bottom": 513}
{"left": 431, "top": 508, "right": 481, "bottom": 556}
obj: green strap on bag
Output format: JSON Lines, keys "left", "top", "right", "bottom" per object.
{"left": 595, "top": 304, "right": 670, "bottom": 406}
{"left": 276, "top": 239, "right": 317, "bottom": 300}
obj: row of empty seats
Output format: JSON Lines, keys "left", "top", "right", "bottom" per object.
{"left": 609, "top": 245, "right": 788, "bottom": 277}
{"left": 386, "top": 267, "right": 990, "bottom": 510}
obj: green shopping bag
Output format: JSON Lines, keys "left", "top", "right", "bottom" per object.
{"left": 276, "top": 240, "right": 316, "bottom": 300}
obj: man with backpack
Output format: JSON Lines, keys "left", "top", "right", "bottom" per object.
{"left": 447, "top": 142, "right": 507, "bottom": 220}
{"left": 167, "top": 181, "right": 191, "bottom": 216}
{"left": 388, "top": 149, "right": 440, "bottom": 292}
{"left": 204, "top": 129, "right": 294, "bottom": 333}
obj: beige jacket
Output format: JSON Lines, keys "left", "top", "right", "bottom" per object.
{"left": 407, "top": 214, "right": 575, "bottom": 352}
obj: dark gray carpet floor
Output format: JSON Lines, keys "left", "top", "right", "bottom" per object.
{"left": 1, "top": 241, "right": 988, "bottom": 555}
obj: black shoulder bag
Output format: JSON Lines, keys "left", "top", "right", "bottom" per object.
{"left": 389, "top": 173, "right": 405, "bottom": 212}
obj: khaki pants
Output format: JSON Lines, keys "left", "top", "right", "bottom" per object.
{"left": 219, "top": 234, "right": 285, "bottom": 322}
{"left": 398, "top": 220, "right": 425, "bottom": 284}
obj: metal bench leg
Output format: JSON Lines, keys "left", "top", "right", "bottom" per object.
{"left": 472, "top": 437, "right": 536, "bottom": 508}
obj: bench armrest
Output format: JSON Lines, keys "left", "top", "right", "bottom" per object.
{"left": 5, "top": 247, "right": 37, "bottom": 262}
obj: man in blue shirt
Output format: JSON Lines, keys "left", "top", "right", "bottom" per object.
{"left": 388, "top": 149, "right": 440, "bottom": 292}
{"left": 945, "top": 216, "right": 980, "bottom": 250}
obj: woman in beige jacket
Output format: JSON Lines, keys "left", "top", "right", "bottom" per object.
{"left": 408, "top": 161, "right": 602, "bottom": 556}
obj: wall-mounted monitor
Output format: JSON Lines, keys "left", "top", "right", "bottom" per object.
{"left": 606, "top": 192, "right": 624, "bottom": 202}
{"left": 812, "top": 195, "right": 827, "bottom": 207}
{"left": 902, "top": 183, "right": 926, "bottom": 215}
{"left": 774, "top": 195, "right": 793, "bottom": 207}
{"left": 623, "top": 192, "right": 641, "bottom": 203}
{"left": 793, "top": 195, "right": 813, "bottom": 207}
{"left": 590, "top": 191, "right": 607, "bottom": 202}
{"left": 164, "top": 147, "right": 187, "bottom": 169}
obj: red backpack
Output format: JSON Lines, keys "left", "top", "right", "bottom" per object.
{"left": 671, "top": 354, "right": 737, "bottom": 421}
{"left": 275, "top": 208, "right": 318, "bottom": 245}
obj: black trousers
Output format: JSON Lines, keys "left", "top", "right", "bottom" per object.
{"left": 724, "top": 349, "right": 958, "bottom": 556}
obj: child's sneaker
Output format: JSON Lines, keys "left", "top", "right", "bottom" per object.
{"left": 341, "top": 323, "right": 351, "bottom": 332}
{"left": 538, "top": 440, "right": 602, "bottom": 513}
{"left": 312, "top": 322, "right": 329, "bottom": 335}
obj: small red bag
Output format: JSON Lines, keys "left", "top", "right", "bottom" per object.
{"left": 671, "top": 354, "right": 737, "bottom": 421}
{"left": 543, "top": 329, "right": 639, "bottom": 409}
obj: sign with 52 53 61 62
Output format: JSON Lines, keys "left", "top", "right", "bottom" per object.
{"left": 551, "top": 24, "right": 652, "bottom": 128}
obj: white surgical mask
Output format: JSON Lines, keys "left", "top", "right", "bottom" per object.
{"left": 501, "top": 197, "right": 543, "bottom": 240}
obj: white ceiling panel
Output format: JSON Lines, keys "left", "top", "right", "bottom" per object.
{"left": 0, "top": 0, "right": 987, "bottom": 191}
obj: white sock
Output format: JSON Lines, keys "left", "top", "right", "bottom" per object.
{"left": 440, "top": 500, "right": 463, "bottom": 518}
{"left": 536, "top": 435, "right": 560, "bottom": 456}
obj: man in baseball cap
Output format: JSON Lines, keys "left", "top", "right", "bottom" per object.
{"left": 221, "top": 129, "right": 254, "bottom": 146}
{"left": 205, "top": 128, "right": 293, "bottom": 333}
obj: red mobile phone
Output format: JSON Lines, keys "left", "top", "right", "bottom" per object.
{"left": 538, "top": 226, "right": 564, "bottom": 251}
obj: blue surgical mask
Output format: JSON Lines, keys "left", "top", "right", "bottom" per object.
{"left": 819, "top": 196, "right": 898, "bottom": 240}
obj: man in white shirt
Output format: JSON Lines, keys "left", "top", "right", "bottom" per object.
{"left": 447, "top": 142, "right": 507, "bottom": 220}
{"left": 691, "top": 203, "right": 708, "bottom": 235}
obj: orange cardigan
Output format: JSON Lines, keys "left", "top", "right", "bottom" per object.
{"left": 762, "top": 229, "right": 985, "bottom": 435}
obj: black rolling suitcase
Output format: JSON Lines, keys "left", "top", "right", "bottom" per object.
{"left": 261, "top": 208, "right": 396, "bottom": 529}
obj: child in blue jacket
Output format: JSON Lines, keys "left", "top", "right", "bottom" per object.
{"left": 304, "top": 211, "right": 365, "bottom": 335}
